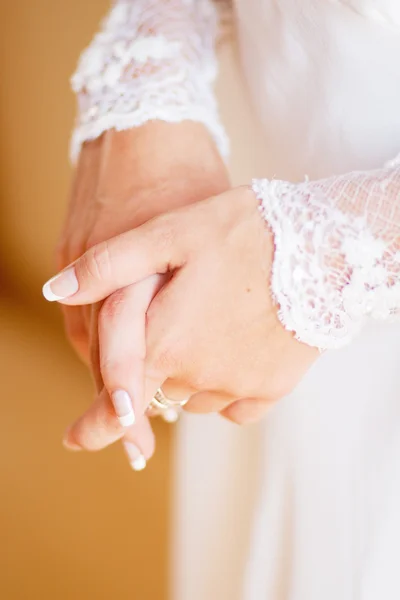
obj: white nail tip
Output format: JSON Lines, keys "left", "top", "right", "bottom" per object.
{"left": 118, "top": 412, "right": 135, "bottom": 427}
{"left": 112, "top": 390, "right": 135, "bottom": 427}
{"left": 131, "top": 455, "right": 147, "bottom": 471}
{"left": 123, "top": 442, "right": 146, "bottom": 472}
{"left": 162, "top": 408, "right": 179, "bottom": 423}
{"left": 42, "top": 281, "right": 65, "bottom": 302}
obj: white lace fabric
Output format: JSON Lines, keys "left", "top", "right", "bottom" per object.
{"left": 71, "top": 0, "right": 400, "bottom": 350}
{"left": 70, "top": 0, "right": 229, "bottom": 162}
{"left": 253, "top": 161, "right": 400, "bottom": 349}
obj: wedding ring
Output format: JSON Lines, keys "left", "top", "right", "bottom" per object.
{"left": 150, "top": 387, "right": 188, "bottom": 411}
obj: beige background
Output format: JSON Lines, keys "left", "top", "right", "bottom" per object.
{"left": 0, "top": 2, "right": 171, "bottom": 598}
{"left": 0, "top": 3, "right": 273, "bottom": 598}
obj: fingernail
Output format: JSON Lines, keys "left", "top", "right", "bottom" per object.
{"left": 62, "top": 427, "right": 82, "bottom": 451}
{"left": 112, "top": 390, "right": 135, "bottom": 427}
{"left": 162, "top": 408, "right": 180, "bottom": 423}
{"left": 123, "top": 441, "right": 146, "bottom": 471}
{"left": 42, "top": 267, "right": 79, "bottom": 302}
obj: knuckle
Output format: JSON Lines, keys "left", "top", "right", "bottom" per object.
{"left": 100, "top": 290, "right": 126, "bottom": 322}
{"left": 99, "top": 355, "right": 143, "bottom": 388}
{"left": 153, "top": 214, "right": 176, "bottom": 253}
{"left": 81, "top": 241, "right": 112, "bottom": 283}
{"left": 99, "top": 355, "right": 126, "bottom": 385}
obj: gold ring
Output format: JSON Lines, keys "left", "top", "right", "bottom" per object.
{"left": 150, "top": 388, "right": 187, "bottom": 412}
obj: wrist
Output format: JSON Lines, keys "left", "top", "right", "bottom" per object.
{"left": 93, "top": 120, "right": 227, "bottom": 176}
{"left": 97, "top": 121, "right": 230, "bottom": 207}
{"left": 74, "top": 121, "right": 230, "bottom": 222}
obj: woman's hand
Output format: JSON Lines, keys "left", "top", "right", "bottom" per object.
{"left": 57, "top": 121, "right": 229, "bottom": 364}
{"left": 55, "top": 121, "right": 229, "bottom": 466}
{"left": 45, "top": 186, "right": 319, "bottom": 453}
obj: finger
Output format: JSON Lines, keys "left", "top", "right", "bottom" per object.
{"left": 122, "top": 428, "right": 155, "bottom": 472}
{"left": 150, "top": 380, "right": 200, "bottom": 423}
{"left": 122, "top": 418, "right": 156, "bottom": 470}
{"left": 220, "top": 397, "right": 271, "bottom": 425}
{"left": 161, "top": 379, "right": 197, "bottom": 402}
{"left": 99, "top": 275, "right": 166, "bottom": 427}
{"left": 42, "top": 212, "right": 188, "bottom": 305}
{"left": 145, "top": 383, "right": 189, "bottom": 424}
{"left": 61, "top": 305, "right": 90, "bottom": 364}
{"left": 183, "top": 390, "right": 235, "bottom": 414}
{"left": 63, "top": 387, "right": 156, "bottom": 459}
{"left": 89, "top": 302, "right": 104, "bottom": 394}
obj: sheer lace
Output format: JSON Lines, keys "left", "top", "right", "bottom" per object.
{"left": 253, "top": 161, "right": 400, "bottom": 349}
{"left": 70, "top": 0, "right": 229, "bottom": 162}
{"left": 71, "top": 0, "right": 400, "bottom": 350}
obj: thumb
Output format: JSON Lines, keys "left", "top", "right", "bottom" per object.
{"left": 42, "top": 213, "right": 186, "bottom": 305}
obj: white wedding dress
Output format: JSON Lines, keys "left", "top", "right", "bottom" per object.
{"left": 71, "top": 1, "right": 400, "bottom": 598}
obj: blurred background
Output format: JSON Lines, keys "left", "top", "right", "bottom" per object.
{"left": 0, "top": 2, "right": 273, "bottom": 597}
{"left": 0, "top": 2, "right": 172, "bottom": 598}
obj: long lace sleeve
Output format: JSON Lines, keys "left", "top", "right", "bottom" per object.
{"left": 253, "top": 158, "right": 400, "bottom": 350}
{"left": 70, "top": 0, "right": 229, "bottom": 162}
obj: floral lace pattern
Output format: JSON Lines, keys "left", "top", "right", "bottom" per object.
{"left": 70, "top": 0, "right": 229, "bottom": 162}
{"left": 253, "top": 162, "right": 400, "bottom": 349}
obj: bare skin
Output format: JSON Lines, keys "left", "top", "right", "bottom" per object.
{"left": 56, "top": 121, "right": 230, "bottom": 459}
{"left": 48, "top": 183, "right": 319, "bottom": 459}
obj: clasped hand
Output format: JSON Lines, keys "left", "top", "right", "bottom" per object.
{"left": 45, "top": 184, "right": 317, "bottom": 463}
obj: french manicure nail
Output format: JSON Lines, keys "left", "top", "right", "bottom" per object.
{"left": 162, "top": 408, "right": 179, "bottom": 423}
{"left": 112, "top": 390, "right": 135, "bottom": 427}
{"left": 123, "top": 441, "right": 146, "bottom": 471}
{"left": 42, "top": 267, "right": 79, "bottom": 302}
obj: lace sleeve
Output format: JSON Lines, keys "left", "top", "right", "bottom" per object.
{"left": 70, "top": 0, "right": 229, "bottom": 162}
{"left": 252, "top": 158, "right": 400, "bottom": 350}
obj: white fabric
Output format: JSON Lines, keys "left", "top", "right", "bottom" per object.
{"left": 236, "top": 2, "right": 400, "bottom": 599}
{"left": 253, "top": 165, "right": 400, "bottom": 348}
{"left": 244, "top": 323, "right": 400, "bottom": 600}
{"left": 70, "top": 1, "right": 400, "bottom": 599}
